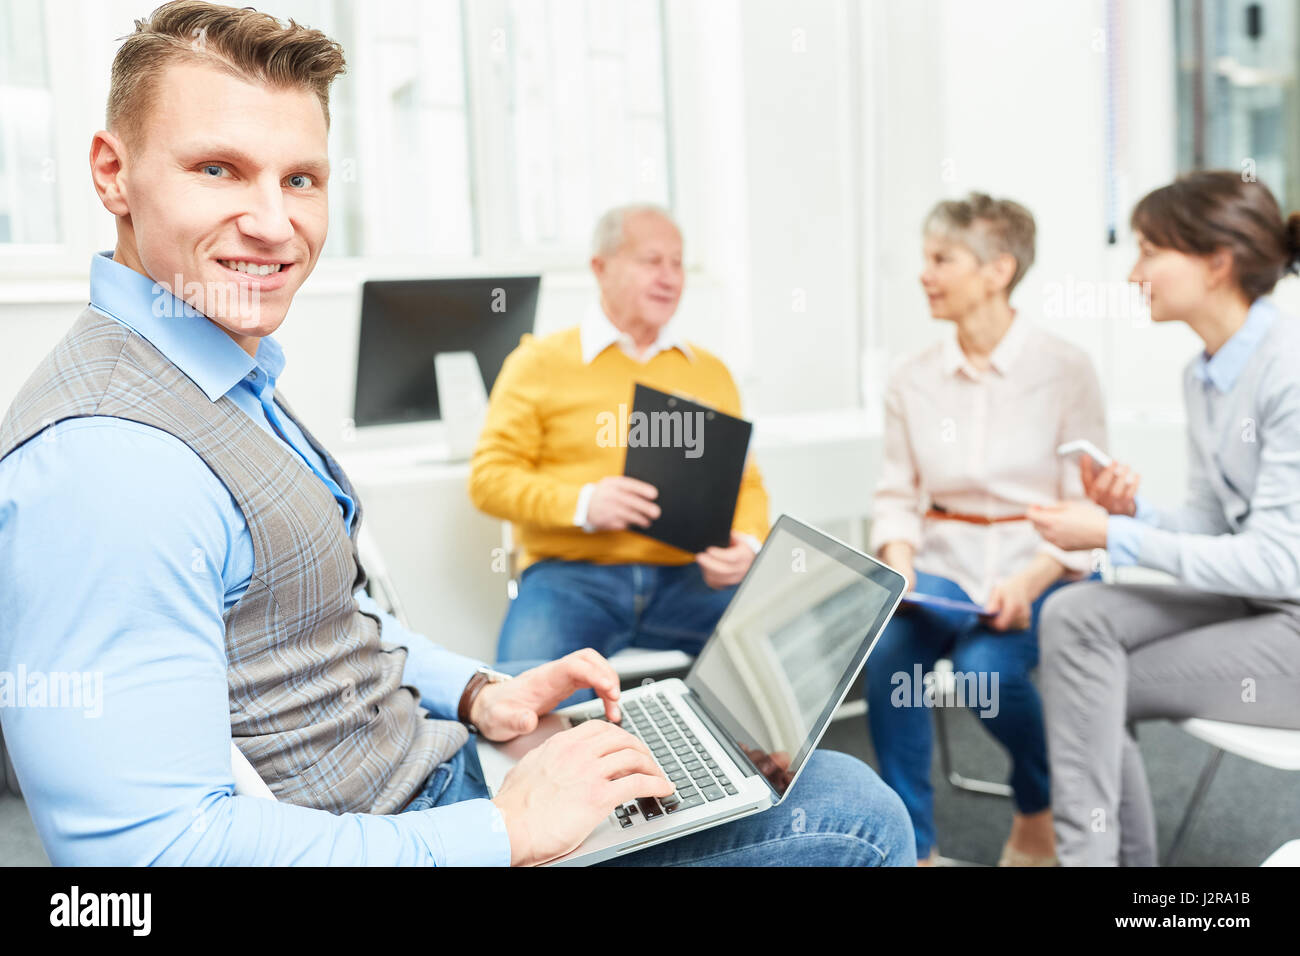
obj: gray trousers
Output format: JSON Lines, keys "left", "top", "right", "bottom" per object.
{"left": 1039, "top": 580, "right": 1300, "bottom": 866}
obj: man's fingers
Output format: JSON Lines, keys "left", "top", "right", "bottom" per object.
{"left": 697, "top": 544, "right": 748, "bottom": 587}
{"left": 556, "top": 657, "right": 619, "bottom": 703}
{"left": 569, "top": 648, "right": 619, "bottom": 692}
{"left": 512, "top": 708, "right": 539, "bottom": 734}
{"left": 560, "top": 654, "right": 622, "bottom": 719}
{"left": 576, "top": 721, "right": 651, "bottom": 759}
{"left": 708, "top": 544, "right": 747, "bottom": 564}
{"left": 616, "top": 477, "right": 659, "bottom": 500}
{"left": 621, "top": 497, "right": 661, "bottom": 521}
{"left": 700, "top": 545, "right": 747, "bottom": 566}
{"left": 696, "top": 551, "right": 725, "bottom": 573}
{"left": 696, "top": 563, "right": 723, "bottom": 589}
{"left": 599, "top": 748, "right": 665, "bottom": 783}
{"left": 614, "top": 504, "right": 652, "bottom": 529}
{"left": 613, "top": 494, "right": 659, "bottom": 523}
{"left": 606, "top": 772, "right": 676, "bottom": 808}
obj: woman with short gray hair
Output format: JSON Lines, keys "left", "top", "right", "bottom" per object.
{"left": 866, "top": 192, "right": 1107, "bottom": 866}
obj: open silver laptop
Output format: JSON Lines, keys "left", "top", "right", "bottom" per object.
{"left": 477, "top": 514, "right": 907, "bottom": 866}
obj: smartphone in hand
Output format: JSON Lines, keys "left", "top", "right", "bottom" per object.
{"left": 1056, "top": 439, "right": 1113, "bottom": 469}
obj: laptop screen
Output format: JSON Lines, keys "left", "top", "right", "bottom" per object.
{"left": 685, "top": 516, "right": 904, "bottom": 798}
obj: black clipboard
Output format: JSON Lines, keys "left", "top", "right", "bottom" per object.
{"left": 621, "top": 383, "right": 753, "bottom": 554}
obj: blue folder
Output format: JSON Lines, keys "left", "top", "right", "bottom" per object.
{"left": 900, "top": 591, "right": 991, "bottom": 617}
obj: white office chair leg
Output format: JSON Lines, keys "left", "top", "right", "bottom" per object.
{"left": 932, "top": 659, "right": 1013, "bottom": 798}
{"left": 934, "top": 703, "right": 1014, "bottom": 798}
{"left": 1163, "top": 746, "right": 1225, "bottom": 866}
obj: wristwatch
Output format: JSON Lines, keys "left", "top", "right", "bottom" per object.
{"left": 458, "top": 666, "right": 511, "bottom": 734}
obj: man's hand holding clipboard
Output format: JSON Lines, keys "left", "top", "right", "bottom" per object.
{"left": 601, "top": 384, "right": 757, "bottom": 588}
{"left": 583, "top": 476, "right": 753, "bottom": 588}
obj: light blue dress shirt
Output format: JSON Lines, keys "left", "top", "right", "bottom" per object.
{"left": 1107, "top": 297, "right": 1285, "bottom": 579}
{"left": 0, "top": 252, "right": 510, "bottom": 865}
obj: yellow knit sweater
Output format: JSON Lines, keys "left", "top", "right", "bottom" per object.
{"left": 469, "top": 327, "right": 770, "bottom": 570}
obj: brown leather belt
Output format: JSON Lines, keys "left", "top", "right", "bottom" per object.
{"left": 924, "top": 506, "right": 1028, "bottom": 526}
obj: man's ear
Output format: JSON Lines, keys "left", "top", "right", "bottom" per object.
{"left": 590, "top": 255, "right": 606, "bottom": 281}
{"left": 89, "top": 130, "right": 130, "bottom": 216}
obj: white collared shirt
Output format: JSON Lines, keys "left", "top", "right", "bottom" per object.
{"left": 579, "top": 302, "right": 694, "bottom": 365}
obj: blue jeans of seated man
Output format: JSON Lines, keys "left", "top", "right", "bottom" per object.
{"left": 495, "top": 560, "right": 735, "bottom": 701}
{"left": 402, "top": 738, "right": 916, "bottom": 867}
{"left": 864, "top": 569, "right": 1081, "bottom": 860}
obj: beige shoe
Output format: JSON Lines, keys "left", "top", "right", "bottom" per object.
{"left": 997, "top": 843, "right": 1058, "bottom": 867}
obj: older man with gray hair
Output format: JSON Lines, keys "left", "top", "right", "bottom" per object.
{"left": 470, "top": 204, "right": 770, "bottom": 667}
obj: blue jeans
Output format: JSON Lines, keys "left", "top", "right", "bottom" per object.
{"left": 496, "top": 560, "right": 735, "bottom": 670}
{"left": 864, "top": 570, "right": 1081, "bottom": 859}
{"left": 402, "top": 739, "right": 916, "bottom": 866}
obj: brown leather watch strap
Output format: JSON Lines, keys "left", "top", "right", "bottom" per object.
{"left": 458, "top": 671, "right": 493, "bottom": 728}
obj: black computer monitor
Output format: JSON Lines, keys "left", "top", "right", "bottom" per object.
{"left": 353, "top": 275, "right": 541, "bottom": 427}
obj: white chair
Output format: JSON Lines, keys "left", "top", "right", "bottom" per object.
{"left": 1164, "top": 717, "right": 1300, "bottom": 865}
{"left": 1262, "top": 839, "right": 1300, "bottom": 866}
{"left": 230, "top": 742, "right": 276, "bottom": 801}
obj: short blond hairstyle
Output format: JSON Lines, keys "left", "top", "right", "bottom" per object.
{"left": 107, "top": 1, "right": 346, "bottom": 149}
{"left": 924, "top": 192, "right": 1037, "bottom": 294}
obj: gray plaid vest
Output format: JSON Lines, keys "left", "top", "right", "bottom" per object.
{"left": 0, "top": 307, "right": 467, "bottom": 814}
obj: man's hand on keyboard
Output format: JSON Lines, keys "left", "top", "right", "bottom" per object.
{"left": 490, "top": 718, "right": 675, "bottom": 866}
{"left": 470, "top": 648, "right": 623, "bottom": 741}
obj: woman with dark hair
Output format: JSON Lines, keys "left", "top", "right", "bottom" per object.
{"left": 1029, "top": 170, "right": 1300, "bottom": 866}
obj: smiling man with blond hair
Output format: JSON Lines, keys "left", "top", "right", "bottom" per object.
{"left": 0, "top": 1, "right": 913, "bottom": 867}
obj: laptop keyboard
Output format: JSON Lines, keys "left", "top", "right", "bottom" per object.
{"left": 569, "top": 691, "right": 740, "bottom": 827}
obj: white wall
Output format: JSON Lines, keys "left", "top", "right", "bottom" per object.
{"left": 870, "top": 0, "right": 1191, "bottom": 406}
{"left": 733, "top": 0, "right": 863, "bottom": 415}
{"left": 1, "top": 0, "right": 1219, "bottom": 506}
